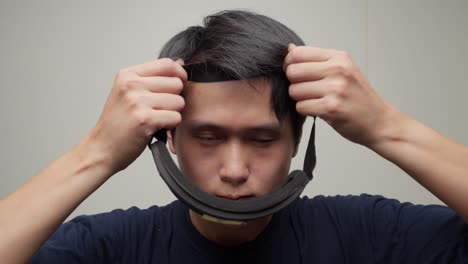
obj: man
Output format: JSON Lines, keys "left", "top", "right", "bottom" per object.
{"left": 1, "top": 10, "right": 467, "bottom": 263}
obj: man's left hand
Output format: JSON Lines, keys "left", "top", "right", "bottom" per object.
{"left": 284, "top": 44, "right": 395, "bottom": 147}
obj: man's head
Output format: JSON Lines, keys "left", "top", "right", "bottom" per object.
{"left": 159, "top": 10, "right": 306, "bottom": 145}
{"left": 158, "top": 10, "right": 306, "bottom": 209}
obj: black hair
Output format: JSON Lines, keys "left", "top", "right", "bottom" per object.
{"left": 159, "top": 10, "right": 306, "bottom": 144}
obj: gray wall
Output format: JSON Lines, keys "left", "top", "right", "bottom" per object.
{"left": 1, "top": 0, "right": 467, "bottom": 220}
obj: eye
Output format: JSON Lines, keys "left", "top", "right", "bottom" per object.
{"left": 194, "top": 133, "right": 222, "bottom": 142}
{"left": 246, "top": 129, "right": 280, "bottom": 145}
{"left": 254, "top": 138, "right": 273, "bottom": 142}
{"left": 251, "top": 137, "right": 276, "bottom": 145}
{"left": 198, "top": 135, "right": 220, "bottom": 141}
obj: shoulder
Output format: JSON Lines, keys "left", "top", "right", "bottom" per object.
{"left": 297, "top": 193, "right": 448, "bottom": 212}
{"left": 46, "top": 201, "right": 181, "bottom": 242}
{"left": 291, "top": 194, "right": 459, "bottom": 227}
{"left": 65, "top": 200, "right": 181, "bottom": 229}
{"left": 31, "top": 201, "right": 183, "bottom": 263}
{"left": 294, "top": 194, "right": 395, "bottom": 215}
{"left": 301, "top": 193, "right": 395, "bottom": 205}
{"left": 287, "top": 194, "right": 467, "bottom": 262}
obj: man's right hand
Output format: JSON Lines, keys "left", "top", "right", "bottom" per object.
{"left": 89, "top": 58, "right": 187, "bottom": 174}
{"left": 0, "top": 58, "right": 187, "bottom": 264}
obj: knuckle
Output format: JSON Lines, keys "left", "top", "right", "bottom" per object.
{"left": 331, "top": 62, "right": 353, "bottom": 78}
{"left": 124, "top": 92, "right": 140, "bottom": 108}
{"left": 289, "top": 48, "right": 301, "bottom": 62}
{"left": 115, "top": 68, "right": 129, "bottom": 80}
{"left": 117, "top": 75, "right": 138, "bottom": 92}
{"left": 117, "top": 82, "right": 130, "bottom": 95}
{"left": 338, "top": 50, "right": 352, "bottom": 60}
{"left": 170, "top": 95, "right": 185, "bottom": 110}
{"left": 289, "top": 83, "right": 305, "bottom": 100}
{"left": 331, "top": 63, "right": 346, "bottom": 75}
{"left": 173, "top": 112, "right": 182, "bottom": 124}
{"left": 295, "top": 101, "right": 304, "bottom": 113}
{"left": 162, "top": 111, "right": 182, "bottom": 128}
{"left": 126, "top": 78, "right": 141, "bottom": 90}
{"left": 295, "top": 100, "right": 307, "bottom": 113}
{"left": 158, "top": 58, "right": 176, "bottom": 73}
{"left": 324, "top": 98, "right": 340, "bottom": 114}
{"left": 336, "top": 52, "right": 355, "bottom": 73}
{"left": 158, "top": 57, "right": 173, "bottom": 66}
{"left": 286, "top": 64, "right": 298, "bottom": 79}
{"left": 122, "top": 89, "right": 144, "bottom": 109}
{"left": 173, "top": 78, "right": 184, "bottom": 93}
{"left": 115, "top": 71, "right": 128, "bottom": 86}
{"left": 134, "top": 110, "right": 149, "bottom": 127}
{"left": 329, "top": 77, "right": 348, "bottom": 95}
{"left": 288, "top": 84, "right": 297, "bottom": 97}
{"left": 177, "top": 96, "right": 185, "bottom": 109}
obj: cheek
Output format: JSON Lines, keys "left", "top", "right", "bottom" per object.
{"left": 176, "top": 142, "right": 218, "bottom": 191}
{"left": 251, "top": 145, "right": 294, "bottom": 194}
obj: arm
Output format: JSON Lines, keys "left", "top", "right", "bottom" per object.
{"left": 369, "top": 106, "right": 468, "bottom": 222}
{"left": 0, "top": 58, "right": 187, "bottom": 264}
{"left": 283, "top": 44, "right": 468, "bottom": 222}
{"left": 0, "top": 134, "right": 113, "bottom": 264}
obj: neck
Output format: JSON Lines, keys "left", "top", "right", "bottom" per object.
{"left": 189, "top": 210, "right": 272, "bottom": 246}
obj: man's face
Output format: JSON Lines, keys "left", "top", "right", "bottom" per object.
{"left": 168, "top": 79, "right": 298, "bottom": 200}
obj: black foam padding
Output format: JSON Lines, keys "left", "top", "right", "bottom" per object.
{"left": 149, "top": 120, "right": 316, "bottom": 221}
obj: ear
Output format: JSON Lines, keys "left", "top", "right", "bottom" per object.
{"left": 167, "top": 129, "right": 177, "bottom": 154}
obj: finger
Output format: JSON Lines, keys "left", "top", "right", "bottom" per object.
{"left": 289, "top": 80, "right": 327, "bottom": 101}
{"left": 146, "top": 93, "right": 185, "bottom": 112}
{"left": 126, "top": 58, "right": 188, "bottom": 80}
{"left": 150, "top": 110, "right": 182, "bottom": 131}
{"left": 295, "top": 97, "right": 331, "bottom": 117}
{"left": 285, "top": 62, "right": 328, "bottom": 82}
{"left": 283, "top": 46, "right": 331, "bottom": 70}
{"left": 139, "top": 76, "right": 184, "bottom": 94}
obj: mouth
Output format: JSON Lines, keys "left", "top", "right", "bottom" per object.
{"left": 216, "top": 194, "right": 255, "bottom": 200}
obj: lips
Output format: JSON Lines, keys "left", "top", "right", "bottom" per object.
{"left": 216, "top": 194, "right": 254, "bottom": 200}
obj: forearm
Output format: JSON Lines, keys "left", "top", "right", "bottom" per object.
{"left": 0, "top": 133, "right": 113, "bottom": 264}
{"left": 370, "top": 106, "right": 468, "bottom": 222}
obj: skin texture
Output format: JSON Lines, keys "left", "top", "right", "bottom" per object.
{"left": 0, "top": 45, "right": 468, "bottom": 263}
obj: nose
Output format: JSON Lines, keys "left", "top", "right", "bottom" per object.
{"left": 219, "top": 142, "right": 249, "bottom": 186}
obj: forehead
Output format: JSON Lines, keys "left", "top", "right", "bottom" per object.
{"left": 182, "top": 79, "right": 277, "bottom": 124}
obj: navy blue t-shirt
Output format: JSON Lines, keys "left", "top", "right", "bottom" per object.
{"left": 30, "top": 195, "right": 468, "bottom": 263}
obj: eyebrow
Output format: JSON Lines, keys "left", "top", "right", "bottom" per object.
{"left": 184, "top": 120, "right": 282, "bottom": 134}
